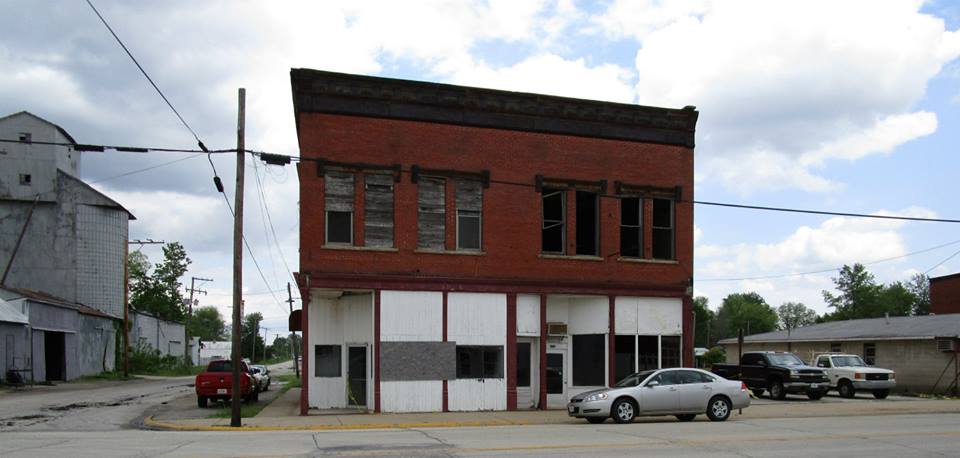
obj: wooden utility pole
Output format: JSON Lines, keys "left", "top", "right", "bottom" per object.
{"left": 185, "top": 276, "right": 212, "bottom": 365}
{"left": 123, "top": 241, "right": 130, "bottom": 378}
{"left": 287, "top": 282, "right": 299, "bottom": 378}
{"left": 230, "top": 88, "right": 246, "bottom": 427}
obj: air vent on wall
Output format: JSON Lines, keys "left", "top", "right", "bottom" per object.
{"left": 936, "top": 339, "right": 957, "bottom": 353}
{"left": 547, "top": 322, "right": 568, "bottom": 336}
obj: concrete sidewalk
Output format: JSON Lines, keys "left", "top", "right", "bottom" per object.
{"left": 143, "top": 388, "right": 960, "bottom": 432}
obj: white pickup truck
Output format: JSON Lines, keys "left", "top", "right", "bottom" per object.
{"left": 812, "top": 353, "right": 895, "bottom": 399}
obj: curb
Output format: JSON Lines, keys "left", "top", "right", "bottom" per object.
{"left": 142, "top": 415, "right": 530, "bottom": 432}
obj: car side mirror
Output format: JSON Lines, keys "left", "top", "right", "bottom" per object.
{"left": 646, "top": 381, "right": 660, "bottom": 388}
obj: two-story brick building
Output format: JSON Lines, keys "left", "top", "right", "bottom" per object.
{"left": 291, "top": 69, "right": 698, "bottom": 414}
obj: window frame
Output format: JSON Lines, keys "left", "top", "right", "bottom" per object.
{"left": 455, "top": 179, "right": 483, "bottom": 251}
{"left": 455, "top": 345, "right": 503, "bottom": 379}
{"left": 652, "top": 197, "right": 675, "bottom": 260}
{"left": 575, "top": 190, "right": 599, "bottom": 256}
{"left": 541, "top": 188, "right": 566, "bottom": 254}
{"left": 315, "top": 344, "right": 342, "bottom": 378}
{"left": 619, "top": 196, "right": 643, "bottom": 258}
{"left": 324, "top": 171, "right": 356, "bottom": 246}
{"left": 863, "top": 343, "right": 876, "bottom": 365}
{"left": 572, "top": 334, "right": 606, "bottom": 386}
{"left": 417, "top": 176, "right": 447, "bottom": 251}
{"left": 363, "top": 172, "right": 395, "bottom": 248}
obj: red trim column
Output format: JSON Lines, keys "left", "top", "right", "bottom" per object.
{"left": 506, "top": 294, "right": 517, "bottom": 411}
{"left": 539, "top": 294, "right": 547, "bottom": 410}
{"left": 682, "top": 294, "right": 693, "bottom": 367}
{"left": 442, "top": 291, "right": 449, "bottom": 412}
{"left": 299, "top": 285, "right": 310, "bottom": 416}
{"left": 608, "top": 295, "right": 616, "bottom": 387}
{"left": 374, "top": 290, "right": 381, "bottom": 412}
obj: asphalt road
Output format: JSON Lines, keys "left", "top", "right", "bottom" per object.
{"left": 2, "top": 412, "right": 958, "bottom": 457}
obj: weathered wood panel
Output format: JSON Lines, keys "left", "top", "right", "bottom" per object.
{"left": 447, "top": 293, "right": 507, "bottom": 411}
{"left": 324, "top": 172, "right": 354, "bottom": 212}
{"left": 455, "top": 179, "right": 482, "bottom": 211}
{"left": 381, "top": 380, "right": 443, "bottom": 412}
{"left": 417, "top": 177, "right": 445, "bottom": 250}
{"left": 364, "top": 173, "right": 394, "bottom": 247}
{"left": 380, "top": 291, "right": 442, "bottom": 341}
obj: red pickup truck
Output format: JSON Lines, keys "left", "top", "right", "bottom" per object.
{"left": 195, "top": 359, "right": 259, "bottom": 408}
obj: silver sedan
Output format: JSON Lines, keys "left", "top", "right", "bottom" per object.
{"left": 567, "top": 368, "right": 750, "bottom": 424}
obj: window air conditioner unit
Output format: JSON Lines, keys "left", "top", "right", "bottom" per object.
{"left": 547, "top": 322, "right": 568, "bottom": 336}
{"left": 936, "top": 339, "right": 957, "bottom": 353}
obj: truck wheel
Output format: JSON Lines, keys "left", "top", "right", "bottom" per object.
{"left": 873, "top": 390, "right": 889, "bottom": 399}
{"left": 611, "top": 398, "right": 636, "bottom": 424}
{"left": 706, "top": 396, "right": 731, "bottom": 422}
{"left": 752, "top": 388, "right": 765, "bottom": 397}
{"left": 838, "top": 381, "right": 855, "bottom": 398}
{"left": 769, "top": 380, "right": 787, "bottom": 400}
{"left": 807, "top": 391, "right": 824, "bottom": 400}
{"left": 197, "top": 396, "right": 207, "bottom": 408}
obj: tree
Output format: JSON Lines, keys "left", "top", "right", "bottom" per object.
{"left": 876, "top": 282, "right": 914, "bottom": 317}
{"left": 702, "top": 346, "right": 726, "bottom": 367}
{"left": 906, "top": 273, "right": 931, "bottom": 315}
{"left": 187, "top": 306, "right": 226, "bottom": 341}
{"left": 128, "top": 242, "right": 192, "bottom": 321}
{"left": 692, "top": 296, "right": 716, "bottom": 347}
{"left": 240, "top": 312, "right": 266, "bottom": 362}
{"left": 714, "top": 292, "right": 778, "bottom": 339}
{"left": 777, "top": 302, "right": 818, "bottom": 330}
{"left": 822, "top": 263, "right": 882, "bottom": 320}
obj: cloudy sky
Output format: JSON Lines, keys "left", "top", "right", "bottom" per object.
{"left": 2, "top": 0, "right": 959, "bottom": 339}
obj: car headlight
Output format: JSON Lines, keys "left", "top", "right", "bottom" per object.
{"left": 585, "top": 393, "right": 609, "bottom": 402}
{"left": 789, "top": 370, "right": 799, "bottom": 376}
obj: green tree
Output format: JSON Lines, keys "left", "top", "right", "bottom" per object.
{"left": 714, "top": 292, "right": 778, "bottom": 339}
{"left": 692, "top": 296, "right": 716, "bottom": 347}
{"left": 240, "top": 312, "right": 266, "bottom": 362}
{"left": 906, "top": 273, "right": 931, "bottom": 315}
{"left": 128, "top": 242, "right": 192, "bottom": 321}
{"left": 777, "top": 302, "right": 818, "bottom": 330}
{"left": 702, "top": 346, "right": 726, "bottom": 367}
{"left": 876, "top": 282, "right": 914, "bottom": 317}
{"left": 822, "top": 263, "right": 881, "bottom": 320}
{"left": 187, "top": 306, "right": 226, "bottom": 341}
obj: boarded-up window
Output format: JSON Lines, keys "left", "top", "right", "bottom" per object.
{"left": 542, "top": 188, "right": 565, "bottom": 253}
{"left": 315, "top": 345, "right": 341, "bottom": 377}
{"left": 652, "top": 198, "right": 674, "bottom": 260}
{"left": 418, "top": 177, "right": 446, "bottom": 250}
{"left": 572, "top": 334, "right": 605, "bottom": 386}
{"left": 325, "top": 172, "right": 354, "bottom": 245}
{"left": 620, "top": 197, "right": 642, "bottom": 257}
{"left": 576, "top": 190, "right": 598, "bottom": 256}
{"left": 455, "top": 179, "right": 482, "bottom": 250}
{"left": 364, "top": 173, "right": 394, "bottom": 247}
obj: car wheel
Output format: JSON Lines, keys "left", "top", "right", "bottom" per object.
{"left": 197, "top": 396, "right": 207, "bottom": 408}
{"left": 807, "top": 390, "right": 824, "bottom": 400}
{"left": 752, "top": 388, "right": 764, "bottom": 397}
{"left": 706, "top": 396, "right": 731, "bottom": 422}
{"left": 675, "top": 414, "right": 697, "bottom": 422}
{"left": 838, "top": 381, "right": 855, "bottom": 398}
{"left": 611, "top": 398, "right": 636, "bottom": 424}
{"left": 586, "top": 417, "right": 606, "bottom": 424}
{"left": 769, "top": 380, "right": 787, "bottom": 400}
{"left": 873, "top": 390, "right": 889, "bottom": 399}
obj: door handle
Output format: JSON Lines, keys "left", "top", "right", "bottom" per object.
{"left": 668, "top": 387, "right": 677, "bottom": 391}
{"left": 702, "top": 386, "right": 712, "bottom": 390}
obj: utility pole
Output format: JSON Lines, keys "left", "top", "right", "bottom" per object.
{"left": 124, "top": 239, "right": 164, "bottom": 378}
{"left": 185, "top": 276, "right": 212, "bottom": 365}
{"left": 230, "top": 88, "right": 246, "bottom": 428}
{"left": 251, "top": 320, "right": 258, "bottom": 363}
{"left": 287, "top": 282, "right": 299, "bottom": 378}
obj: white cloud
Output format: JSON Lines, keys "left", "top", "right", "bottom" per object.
{"left": 800, "top": 112, "right": 938, "bottom": 167}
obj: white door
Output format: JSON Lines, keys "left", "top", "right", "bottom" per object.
{"left": 546, "top": 350, "right": 567, "bottom": 409}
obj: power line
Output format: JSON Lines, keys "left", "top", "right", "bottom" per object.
{"left": 0, "top": 137, "right": 232, "bottom": 154}
{"left": 251, "top": 157, "right": 301, "bottom": 300}
{"left": 924, "top": 247, "right": 960, "bottom": 275}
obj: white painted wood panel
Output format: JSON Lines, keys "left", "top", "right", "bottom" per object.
{"left": 615, "top": 297, "right": 639, "bottom": 334}
{"left": 447, "top": 293, "right": 505, "bottom": 345}
{"left": 516, "top": 294, "right": 540, "bottom": 336}
{"left": 380, "top": 381, "right": 443, "bottom": 412}
{"left": 637, "top": 298, "right": 683, "bottom": 335}
{"left": 545, "top": 296, "right": 569, "bottom": 324}
{"left": 308, "top": 297, "right": 346, "bottom": 409}
{"left": 341, "top": 293, "right": 373, "bottom": 343}
{"left": 567, "top": 296, "right": 608, "bottom": 334}
{"left": 380, "top": 291, "right": 442, "bottom": 341}
{"left": 448, "top": 379, "right": 507, "bottom": 411}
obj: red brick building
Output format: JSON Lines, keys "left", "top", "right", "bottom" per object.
{"left": 931, "top": 273, "right": 960, "bottom": 315}
{"left": 291, "top": 69, "right": 698, "bottom": 414}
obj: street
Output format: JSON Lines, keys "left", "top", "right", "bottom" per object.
{"left": 2, "top": 412, "right": 959, "bottom": 457}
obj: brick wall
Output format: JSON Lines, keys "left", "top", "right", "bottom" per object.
{"left": 931, "top": 274, "right": 960, "bottom": 315}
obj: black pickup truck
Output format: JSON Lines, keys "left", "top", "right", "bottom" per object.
{"left": 712, "top": 351, "right": 829, "bottom": 400}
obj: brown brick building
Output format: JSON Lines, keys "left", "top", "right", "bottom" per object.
{"left": 291, "top": 69, "right": 698, "bottom": 414}
{"left": 931, "top": 273, "right": 960, "bottom": 315}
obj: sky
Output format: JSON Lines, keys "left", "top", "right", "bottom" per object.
{"left": 2, "top": 0, "right": 959, "bottom": 341}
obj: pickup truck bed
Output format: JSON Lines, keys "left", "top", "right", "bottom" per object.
{"left": 195, "top": 359, "right": 258, "bottom": 408}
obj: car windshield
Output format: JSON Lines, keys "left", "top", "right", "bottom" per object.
{"left": 207, "top": 361, "right": 233, "bottom": 372}
{"left": 833, "top": 356, "right": 868, "bottom": 367}
{"left": 615, "top": 370, "right": 657, "bottom": 387}
{"left": 766, "top": 354, "right": 805, "bottom": 366}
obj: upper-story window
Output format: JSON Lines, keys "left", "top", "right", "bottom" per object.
{"left": 417, "top": 176, "right": 446, "bottom": 250}
{"left": 325, "top": 171, "right": 354, "bottom": 245}
{"left": 620, "top": 197, "right": 642, "bottom": 257}
{"left": 364, "top": 173, "right": 394, "bottom": 248}
{"left": 541, "top": 187, "right": 565, "bottom": 254}
{"left": 575, "top": 190, "right": 599, "bottom": 256}
{"left": 455, "top": 179, "right": 482, "bottom": 250}
{"left": 652, "top": 197, "right": 675, "bottom": 260}
{"left": 18, "top": 132, "right": 31, "bottom": 143}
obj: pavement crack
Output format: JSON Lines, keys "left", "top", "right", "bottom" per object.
{"left": 409, "top": 428, "right": 449, "bottom": 447}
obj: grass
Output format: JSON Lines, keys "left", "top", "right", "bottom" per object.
{"left": 146, "top": 365, "right": 205, "bottom": 377}
{"left": 72, "top": 372, "right": 139, "bottom": 382}
{"left": 207, "top": 373, "right": 302, "bottom": 419}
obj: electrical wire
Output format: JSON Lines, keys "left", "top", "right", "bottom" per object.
{"left": 0, "top": 137, "right": 232, "bottom": 154}
{"left": 924, "top": 247, "right": 960, "bottom": 275}
{"left": 251, "top": 156, "right": 301, "bottom": 300}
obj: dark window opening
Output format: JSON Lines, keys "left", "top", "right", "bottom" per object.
{"left": 575, "top": 190, "right": 598, "bottom": 256}
{"left": 572, "top": 334, "right": 605, "bottom": 386}
{"left": 364, "top": 173, "right": 394, "bottom": 247}
{"left": 456, "top": 179, "right": 483, "bottom": 250}
{"left": 830, "top": 342, "right": 842, "bottom": 353}
{"left": 615, "top": 335, "right": 636, "bottom": 384}
{"left": 315, "top": 345, "right": 341, "bottom": 377}
{"left": 325, "top": 172, "right": 354, "bottom": 245}
{"left": 516, "top": 342, "right": 531, "bottom": 387}
{"left": 638, "top": 335, "right": 659, "bottom": 371}
{"left": 418, "top": 177, "right": 446, "bottom": 250}
{"left": 661, "top": 335, "right": 681, "bottom": 368}
{"left": 456, "top": 346, "right": 503, "bottom": 379}
{"left": 620, "top": 197, "right": 642, "bottom": 257}
{"left": 652, "top": 198, "right": 675, "bottom": 260}
{"left": 863, "top": 343, "right": 876, "bottom": 365}
{"left": 542, "top": 188, "right": 565, "bottom": 253}
{"left": 18, "top": 132, "right": 31, "bottom": 143}
{"left": 19, "top": 174, "right": 31, "bottom": 186}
